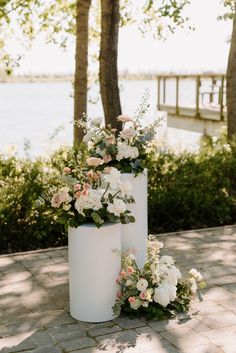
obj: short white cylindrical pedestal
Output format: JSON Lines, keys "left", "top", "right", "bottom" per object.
{"left": 68, "top": 223, "right": 121, "bottom": 322}
{"left": 121, "top": 171, "right": 148, "bottom": 268}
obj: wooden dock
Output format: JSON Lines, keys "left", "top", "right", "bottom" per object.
{"left": 156, "top": 74, "right": 227, "bottom": 135}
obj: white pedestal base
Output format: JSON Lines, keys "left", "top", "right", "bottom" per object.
{"left": 121, "top": 170, "right": 148, "bottom": 268}
{"left": 68, "top": 223, "right": 121, "bottom": 322}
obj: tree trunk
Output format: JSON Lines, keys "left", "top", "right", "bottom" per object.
{"left": 99, "top": 0, "right": 122, "bottom": 131}
{"left": 74, "top": 0, "right": 92, "bottom": 146}
{"left": 227, "top": 8, "right": 236, "bottom": 139}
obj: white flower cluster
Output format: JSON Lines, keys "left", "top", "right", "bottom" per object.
{"left": 75, "top": 189, "right": 103, "bottom": 216}
{"left": 115, "top": 237, "right": 205, "bottom": 315}
{"left": 51, "top": 167, "right": 134, "bottom": 223}
{"left": 116, "top": 141, "right": 139, "bottom": 162}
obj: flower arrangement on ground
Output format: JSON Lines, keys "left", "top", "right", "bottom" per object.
{"left": 50, "top": 166, "right": 135, "bottom": 228}
{"left": 113, "top": 235, "right": 206, "bottom": 320}
{"left": 83, "top": 90, "right": 162, "bottom": 174}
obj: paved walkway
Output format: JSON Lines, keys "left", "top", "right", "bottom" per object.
{"left": 1, "top": 225, "right": 236, "bottom": 353}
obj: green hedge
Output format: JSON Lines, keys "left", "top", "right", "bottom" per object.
{"left": 148, "top": 136, "right": 236, "bottom": 233}
{"left": 1, "top": 136, "right": 236, "bottom": 254}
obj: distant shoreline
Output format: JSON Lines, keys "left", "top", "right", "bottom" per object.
{"left": 0, "top": 74, "right": 158, "bottom": 83}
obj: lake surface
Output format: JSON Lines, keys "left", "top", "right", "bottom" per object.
{"left": 0, "top": 80, "right": 202, "bottom": 157}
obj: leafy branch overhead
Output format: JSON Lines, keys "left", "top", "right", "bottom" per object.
{"left": 0, "top": 0, "right": 191, "bottom": 71}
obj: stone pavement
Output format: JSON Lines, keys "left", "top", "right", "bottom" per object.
{"left": 1, "top": 225, "right": 236, "bottom": 353}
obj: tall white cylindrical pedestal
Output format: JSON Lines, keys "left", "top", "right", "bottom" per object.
{"left": 68, "top": 223, "right": 121, "bottom": 322}
{"left": 121, "top": 170, "right": 148, "bottom": 268}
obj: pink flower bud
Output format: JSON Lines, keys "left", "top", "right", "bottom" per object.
{"left": 75, "top": 191, "right": 81, "bottom": 198}
{"left": 128, "top": 296, "right": 136, "bottom": 304}
{"left": 127, "top": 266, "right": 135, "bottom": 275}
{"left": 74, "top": 184, "right": 81, "bottom": 191}
{"left": 63, "top": 167, "right": 71, "bottom": 174}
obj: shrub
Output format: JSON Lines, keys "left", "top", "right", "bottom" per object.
{"left": 0, "top": 145, "right": 87, "bottom": 254}
{"left": 148, "top": 136, "right": 236, "bottom": 233}
{"left": 1, "top": 136, "right": 236, "bottom": 254}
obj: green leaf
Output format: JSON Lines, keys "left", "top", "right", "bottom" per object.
{"left": 91, "top": 211, "right": 104, "bottom": 226}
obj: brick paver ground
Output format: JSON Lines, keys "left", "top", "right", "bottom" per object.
{"left": 1, "top": 225, "right": 236, "bottom": 353}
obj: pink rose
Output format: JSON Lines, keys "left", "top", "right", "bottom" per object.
{"left": 127, "top": 266, "right": 135, "bottom": 275}
{"left": 128, "top": 296, "right": 136, "bottom": 304}
{"left": 117, "top": 115, "right": 134, "bottom": 123}
{"left": 82, "top": 189, "right": 89, "bottom": 196}
{"left": 119, "top": 270, "right": 126, "bottom": 278}
{"left": 86, "top": 157, "right": 104, "bottom": 167}
{"left": 83, "top": 183, "right": 91, "bottom": 190}
{"left": 74, "top": 184, "right": 81, "bottom": 191}
{"left": 140, "top": 291, "right": 146, "bottom": 300}
{"left": 51, "top": 192, "right": 63, "bottom": 208}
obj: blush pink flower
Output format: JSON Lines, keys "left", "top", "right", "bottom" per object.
{"left": 103, "top": 155, "right": 112, "bottom": 164}
{"left": 82, "top": 189, "right": 89, "bottom": 196}
{"left": 75, "top": 191, "right": 81, "bottom": 198}
{"left": 127, "top": 266, "right": 135, "bottom": 275}
{"left": 51, "top": 193, "right": 63, "bottom": 208}
{"left": 83, "top": 183, "right": 91, "bottom": 190}
{"left": 140, "top": 291, "right": 146, "bottom": 300}
{"left": 63, "top": 167, "right": 71, "bottom": 174}
{"left": 119, "top": 270, "right": 126, "bottom": 278}
{"left": 74, "top": 184, "right": 81, "bottom": 191}
{"left": 128, "top": 296, "right": 136, "bottom": 304}
{"left": 86, "top": 157, "right": 104, "bottom": 167}
{"left": 116, "top": 277, "right": 120, "bottom": 284}
{"left": 105, "top": 135, "right": 116, "bottom": 146}
{"left": 117, "top": 115, "right": 134, "bottom": 123}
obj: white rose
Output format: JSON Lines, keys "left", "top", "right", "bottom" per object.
{"left": 107, "top": 198, "right": 127, "bottom": 216}
{"left": 120, "top": 180, "right": 133, "bottom": 196}
{"left": 137, "top": 278, "right": 148, "bottom": 291}
{"left": 63, "top": 204, "right": 71, "bottom": 211}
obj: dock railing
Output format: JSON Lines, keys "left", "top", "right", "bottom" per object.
{"left": 156, "top": 74, "right": 226, "bottom": 121}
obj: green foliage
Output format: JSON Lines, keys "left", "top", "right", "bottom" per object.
{"left": 218, "top": 0, "right": 235, "bottom": 21}
{"left": 1, "top": 135, "right": 236, "bottom": 254}
{"left": 148, "top": 135, "right": 236, "bottom": 233}
{"left": 0, "top": 0, "right": 191, "bottom": 72}
{"left": 0, "top": 145, "right": 86, "bottom": 254}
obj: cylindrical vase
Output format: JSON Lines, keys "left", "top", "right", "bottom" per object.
{"left": 68, "top": 222, "right": 121, "bottom": 322}
{"left": 121, "top": 170, "right": 148, "bottom": 268}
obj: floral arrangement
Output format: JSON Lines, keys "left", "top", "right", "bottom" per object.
{"left": 50, "top": 166, "right": 135, "bottom": 228}
{"left": 113, "top": 236, "right": 206, "bottom": 320}
{"left": 83, "top": 91, "right": 161, "bottom": 174}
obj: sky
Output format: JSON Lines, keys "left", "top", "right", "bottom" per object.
{"left": 12, "top": 0, "right": 233, "bottom": 75}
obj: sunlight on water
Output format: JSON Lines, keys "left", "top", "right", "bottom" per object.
{"left": 0, "top": 80, "right": 201, "bottom": 157}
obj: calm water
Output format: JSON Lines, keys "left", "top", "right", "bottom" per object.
{"left": 0, "top": 80, "right": 201, "bottom": 157}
